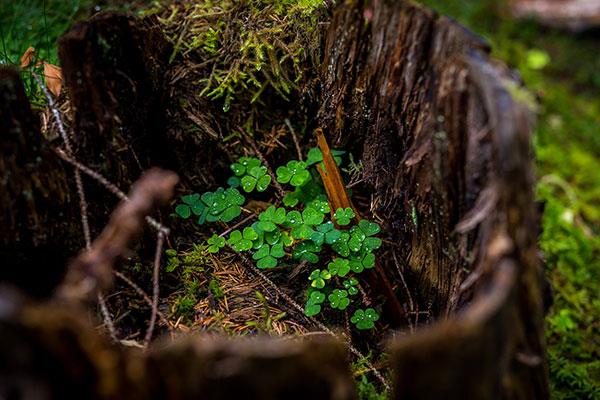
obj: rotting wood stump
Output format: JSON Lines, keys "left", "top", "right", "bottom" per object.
{"left": 0, "top": 0, "right": 549, "bottom": 399}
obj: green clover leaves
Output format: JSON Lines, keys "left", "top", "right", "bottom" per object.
{"left": 276, "top": 160, "right": 310, "bottom": 187}
{"left": 253, "top": 242, "right": 285, "bottom": 269}
{"left": 333, "top": 207, "right": 355, "bottom": 226}
{"left": 292, "top": 241, "right": 321, "bottom": 263}
{"left": 175, "top": 188, "right": 245, "bottom": 224}
{"left": 228, "top": 227, "right": 259, "bottom": 252}
{"left": 305, "top": 148, "right": 345, "bottom": 166}
{"left": 327, "top": 258, "right": 350, "bottom": 277}
{"left": 207, "top": 234, "right": 226, "bottom": 253}
{"left": 231, "top": 157, "right": 261, "bottom": 176}
{"left": 343, "top": 278, "right": 359, "bottom": 295}
{"left": 286, "top": 206, "right": 324, "bottom": 239}
{"left": 305, "top": 291, "right": 325, "bottom": 317}
{"left": 351, "top": 308, "right": 379, "bottom": 330}
{"left": 309, "top": 269, "right": 331, "bottom": 289}
{"left": 241, "top": 166, "right": 271, "bottom": 192}
{"left": 348, "top": 220, "right": 382, "bottom": 252}
{"left": 257, "top": 206, "right": 287, "bottom": 232}
{"left": 310, "top": 221, "right": 341, "bottom": 246}
{"left": 328, "top": 289, "right": 350, "bottom": 310}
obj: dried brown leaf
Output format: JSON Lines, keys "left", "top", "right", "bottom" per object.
{"left": 20, "top": 46, "right": 36, "bottom": 68}
{"left": 43, "top": 62, "right": 63, "bottom": 97}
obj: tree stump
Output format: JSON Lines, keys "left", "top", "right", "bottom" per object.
{"left": 0, "top": 0, "right": 549, "bottom": 398}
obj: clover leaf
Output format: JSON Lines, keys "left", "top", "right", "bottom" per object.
{"left": 304, "top": 290, "right": 325, "bottom": 317}
{"left": 257, "top": 206, "right": 287, "bottom": 232}
{"left": 231, "top": 157, "right": 261, "bottom": 177}
{"left": 348, "top": 220, "right": 382, "bottom": 252}
{"left": 228, "top": 227, "right": 259, "bottom": 252}
{"left": 252, "top": 242, "right": 285, "bottom": 269}
{"left": 286, "top": 206, "right": 325, "bottom": 240}
{"left": 310, "top": 221, "right": 341, "bottom": 246}
{"left": 331, "top": 232, "right": 350, "bottom": 257}
{"left": 349, "top": 251, "right": 376, "bottom": 273}
{"left": 264, "top": 229, "right": 294, "bottom": 247}
{"left": 305, "top": 147, "right": 345, "bottom": 166}
{"left": 175, "top": 193, "right": 206, "bottom": 220}
{"left": 333, "top": 207, "right": 355, "bottom": 226}
{"left": 351, "top": 308, "right": 379, "bottom": 330}
{"left": 282, "top": 191, "right": 300, "bottom": 207}
{"left": 327, "top": 258, "right": 350, "bottom": 277}
{"left": 204, "top": 187, "right": 245, "bottom": 223}
{"left": 276, "top": 160, "right": 311, "bottom": 187}
{"left": 308, "top": 199, "right": 330, "bottom": 214}
{"left": 309, "top": 269, "right": 331, "bottom": 289}
{"left": 207, "top": 234, "right": 226, "bottom": 253}
{"left": 343, "top": 278, "right": 359, "bottom": 295}
{"left": 292, "top": 241, "right": 321, "bottom": 263}
{"left": 241, "top": 166, "right": 271, "bottom": 193}
{"left": 328, "top": 289, "right": 350, "bottom": 310}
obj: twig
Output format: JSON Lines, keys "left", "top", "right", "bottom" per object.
{"left": 392, "top": 251, "right": 415, "bottom": 332}
{"left": 219, "top": 213, "right": 256, "bottom": 238}
{"left": 144, "top": 230, "right": 166, "bottom": 348}
{"left": 285, "top": 118, "right": 303, "bottom": 160}
{"left": 34, "top": 72, "right": 118, "bottom": 341}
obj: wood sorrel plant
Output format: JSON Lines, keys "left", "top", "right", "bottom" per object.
{"left": 175, "top": 149, "right": 381, "bottom": 330}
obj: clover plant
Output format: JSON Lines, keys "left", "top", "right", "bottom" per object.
{"left": 174, "top": 146, "right": 383, "bottom": 330}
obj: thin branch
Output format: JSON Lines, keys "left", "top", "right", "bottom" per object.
{"left": 144, "top": 230, "right": 166, "bottom": 348}
{"left": 114, "top": 271, "right": 171, "bottom": 328}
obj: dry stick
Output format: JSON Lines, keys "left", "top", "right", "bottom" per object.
{"left": 239, "top": 254, "right": 391, "bottom": 392}
{"left": 315, "top": 128, "right": 406, "bottom": 323}
{"left": 240, "top": 128, "right": 286, "bottom": 198}
{"left": 392, "top": 251, "right": 415, "bottom": 332}
{"left": 33, "top": 73, "right": 118, "bottom": 342}
{"left": 144, "top": 230, "right": 166, "bottom": 348}
{"left": 285, "top": 118, "right": 303, "bottom": 161}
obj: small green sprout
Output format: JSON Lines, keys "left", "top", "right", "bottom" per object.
{"left": 309, "top": 269, "right": 331, "bottom": 289}
{"left": 207, "top": 234, "right": 226, "bottom": 253}
{"left": 231, "top": 156, "right": 261, "bottom": 176}
{"left": 286, "top": 206, "right": 325, "bottom": 239}
{"left": 327, "top": 258, "right": 350, "bottom": 277}
{"left": 257, "top": 206, "right": 287, "bottom": 232}
{"left": 310, "top": 221, "right": 342, "bottom": 246}
{"left": 343, "top": 278, "right": 359, "bottom": 295}
{"left": 292, "top": 241, "right": 321, "bottom": 263}
{"left": 333, "top": 207, "right": 355, "bottom": 226}
{"left": 305, "top": 290, "right": 325, "bottom": 317}
{"left": 328, "top": 289, "right": 350, "bottom": 310}
{"left": 349, "top": 251, "right": 376, "bottom": 273}
{"left": 241, "top": 166, "right": 271, "bottom": 192}
{"left": 228, "top": 227, "right": 259, "bottom": 252}
{"left": 351, "top": 308, "right": 379, "bottom": 330}
{"left": 276, "top": 160, "right": 311, "bottom": 187}
{"left": 348, "top": 220, "right": 382, "bottom": 252}
{"left": 305, "top": 147, "right": 345, "bottom": 166}
{"left": 253, "top": 242, "right": 285, "bottom": 269}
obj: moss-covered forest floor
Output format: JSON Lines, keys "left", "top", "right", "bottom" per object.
{"left": 2, "top": 0, "right": 599, "bottom": 398}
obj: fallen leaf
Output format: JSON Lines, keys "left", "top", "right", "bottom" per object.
{"left": 20, "top": 47, "right": 36, "bottom": 68}
{"left": 43, "top": 62, "right": 63, "bottom": 97}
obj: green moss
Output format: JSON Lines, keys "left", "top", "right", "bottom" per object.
{"left": 418, "top": 1, "right": 600, "bottom": 398}
{"left": 155, "top": 0, "right": 326, "bottom": 112}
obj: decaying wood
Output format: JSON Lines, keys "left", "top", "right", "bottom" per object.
{"left": 511, "top": 0, "right": 600, "bottom": 31}
{"left": 58, "top": 169, "right": 178, "bottom": 302}
{"left": 318, "top": 0, "right": 548, "bottom": 397}
{"left": 0, "top": 67, "right": 80, "bottom": 298}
